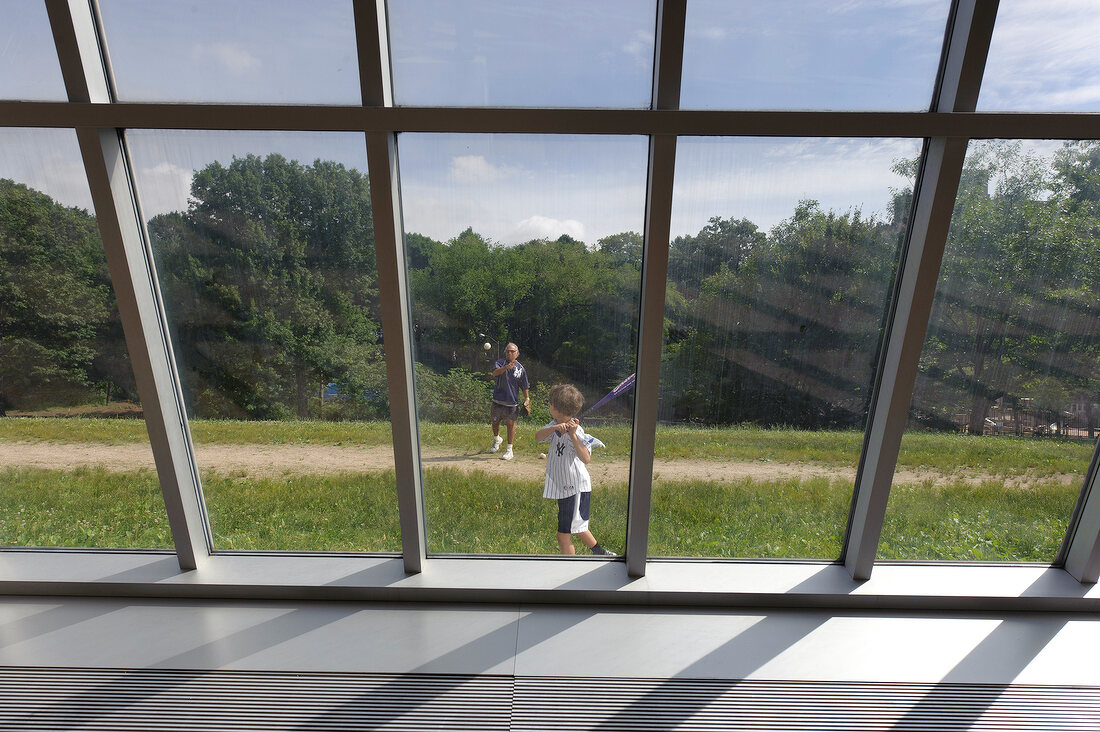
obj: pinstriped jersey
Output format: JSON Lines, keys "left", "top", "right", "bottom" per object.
{"left": 541, "top": 422, "right": 594, "bottom": 499}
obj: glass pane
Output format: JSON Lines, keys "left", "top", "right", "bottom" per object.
{"left": 0, "top": 128, "right": 164, "bottom": 548}
{"left": 400, "top": 133, "right": 646, "bottom": 555}
{"left": 881, "top": 140, "right": 1100, "bottom": 561}
{"left": 98, "top": 0, "right": 359, "bottom": 104}
{"left": 681, "top": 0, "right": 949, "bottom": 111}
{"left": 128, "top": 130, "right": 398, "bottom": 552}
{"left": 979, "top": 1, "right": 1100, "bottom": 112}
{"left": 388, "top": 0, "right": 655, "bottom": 108}
{"left": 0, "top": 1, "right": 67, "bottom": 101}
{"left": 652, "top": 137, "right": 922, "bottom": 558}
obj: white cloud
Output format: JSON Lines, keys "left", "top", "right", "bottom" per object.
{"left": 135, "top": 162, "right": 195, "bottom": 218}
{"left": 510, "top": 215, "right": 586, "bottom": 243}
{"left": 193, "top": 42, "right": 262, "bottom": 75}
{"left": 449, "top": 155, "right": 517, "bottom": 183}
{"left": 622, "top": 29, "right": 654, "bottom": 61}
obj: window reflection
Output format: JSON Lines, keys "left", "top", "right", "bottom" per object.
{"left": 128, "top": 130, "right": 399, "bottom": 552}
{"left": 399, "top": 133, "right": 646, "bottom": 555}
{"left": 651, "top": 137, "right": 921, "bottom": 558}
{"left": 882, "top": 140, "right": 1100, "bottom": 561}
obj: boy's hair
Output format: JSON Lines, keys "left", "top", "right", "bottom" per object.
{"left": 548, "top": 384, "right": 584, "bottom": 418}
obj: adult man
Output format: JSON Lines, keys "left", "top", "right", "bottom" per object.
{"left": 489, "top": 342, "right": 530, "bottom": 461}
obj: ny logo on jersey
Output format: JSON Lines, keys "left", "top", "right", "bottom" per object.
{"left": 556, "top": 442, "right": 566, "bottom": 457}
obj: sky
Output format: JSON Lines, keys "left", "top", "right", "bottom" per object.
{"left": 1, "top": 0, "right": 1098, "bottom": 245}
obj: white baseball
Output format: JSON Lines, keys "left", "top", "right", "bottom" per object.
{"left": 483, "top": 342, "right": 492, "bottom": 350}
{"left": 540, "top": 453, "right": 547, "bottom": 459}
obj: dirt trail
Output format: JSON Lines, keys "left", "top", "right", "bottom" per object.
{"left": 0, "top": 440, "right": 1079, "bottom": 486}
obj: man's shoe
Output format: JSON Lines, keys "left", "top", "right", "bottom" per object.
{"left": 591, "top": 545, "right": 616, "bottom": 556}
{"left": 500, "top": 447, "right": 514, "bottom": 461}
{"left": 490, "top": 435, "right": 503, "bottom": 453}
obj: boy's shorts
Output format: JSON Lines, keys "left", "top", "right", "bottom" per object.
{"left": 557, "top": 492, "right": 591, "bottom": 534}
{"left": 490, "top": 401, "right": 518, "bottom": 422}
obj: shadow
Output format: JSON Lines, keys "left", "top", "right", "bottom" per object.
{"left": 300, "top": 607, "right": 593, "bottom": 730}
{"left": 421, "top": 453, "right": 489, "bottom": 464}
{"left": 0, "top": 599, "right": 119, "bottom": 648}
{"left": 884, "top": 572, "right": 1075, "bottom": 730}
{"left": 7, "top": 601, "right": 359, "bottom": 730}
{"left": 96, "top": 556, "right": 192, "bottom": 584}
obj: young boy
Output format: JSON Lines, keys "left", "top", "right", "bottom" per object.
{"left": 535, "top": 384, "right": 615, "bottom": 556}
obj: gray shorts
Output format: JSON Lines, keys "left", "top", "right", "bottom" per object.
{"left": 491, "top": 402, "right": 518, "bottom": 423}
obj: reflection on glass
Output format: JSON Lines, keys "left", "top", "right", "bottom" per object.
{"left": 98, "top": 0, "right": 359, "bottom": 104}
{"left": 399, "top": 133, "right": 646, "bottom": 555}
{"left": 0, "top": 2, "right": 67, "bottom": 101}
{"left": 652, "top": 137, "right": 921, "bottom": 558}
{"left": 0, "top": 129, "right": 165, "bottom": 548}
{"left": 128, "top": 130, "right": 398, "bottom": 552}
{"left": 881, "top": 140, "right": 1100, "bottom": 562}
{"left": 680, "top": 0, "right": 948, "bottom": 111}
{"left": 979, "top": 1, "right": 1100, "bottom": 112}
{"left": 388, "top": 0, "right": 655, "bottom": 108}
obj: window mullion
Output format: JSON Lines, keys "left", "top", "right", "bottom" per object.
{"left": 626, "top": 0, "right": 686, "bottom": 577}
{"left": 48, "top": 0, "right": 210, "bottom": 568}
{"left": 843, "top": 0, "right": 998, "bottom": 580}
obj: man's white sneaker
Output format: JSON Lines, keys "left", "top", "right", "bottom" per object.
{"left": 500, "top": 447, "right": 514, "bottom": 461}
{"left": 490, "top": 435, "right": 503, "bottom": 453}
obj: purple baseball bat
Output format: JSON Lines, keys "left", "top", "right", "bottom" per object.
{"left": 581, "top": 372, "right": 636, "bottom": 416}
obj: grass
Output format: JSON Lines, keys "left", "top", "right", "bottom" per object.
{"left": 1, "top": 466, "right": 1078, "bottom": 561}
{"left": 0, "top": 417, "right": 1093, "bottom": 476}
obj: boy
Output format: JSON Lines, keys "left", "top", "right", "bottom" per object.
{"left": 535, "top": 384, "right": 615, "bottom": 556}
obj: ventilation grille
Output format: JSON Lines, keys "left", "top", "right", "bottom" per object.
{"left": 3, "top": 668, "right": 1100, "bottom": 731}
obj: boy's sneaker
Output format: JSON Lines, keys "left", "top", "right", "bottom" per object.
{"left": 591, "top": 545, "right": 616, "bottom": 556}
{"left": 500, "top": 446, "right": 514, "bottom": 460}
{"left": 489, "top": 435, "right": 503, "bottom": 453}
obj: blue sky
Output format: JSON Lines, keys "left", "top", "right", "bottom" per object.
{"left": 1, "top": 0, "right": 1098, "bottom": 245}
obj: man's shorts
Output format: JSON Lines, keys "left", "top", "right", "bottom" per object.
{"left": 490, "top": 401, "right": 518, "bottom": 422}
{"left": 557, "top": 491, "right": 591, "bottom": 534}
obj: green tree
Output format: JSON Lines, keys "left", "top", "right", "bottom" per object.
{"left": 147, "top": 154, "right": 382, "bottom": 420}
{"left": 0, "top": 179, "right": 133, "bottom": 413}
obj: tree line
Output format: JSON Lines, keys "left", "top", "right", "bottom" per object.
{"left": 2, "top": 141, "right": 1097, "bottom": 435}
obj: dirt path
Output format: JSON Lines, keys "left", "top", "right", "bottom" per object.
{"left": 0, "top": 440, "right": 1079, "bottom": 486}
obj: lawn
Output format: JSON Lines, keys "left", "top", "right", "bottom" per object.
{"left": 0, "top": 417, "right": 1091, "bottom": 560}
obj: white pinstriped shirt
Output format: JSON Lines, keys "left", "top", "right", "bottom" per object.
{"left": 540, "top": 422, "right": 599, "bottom": 499}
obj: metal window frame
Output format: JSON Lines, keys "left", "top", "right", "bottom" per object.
{"left": 3, "top": 0, "right": 1095, "bottom": 596}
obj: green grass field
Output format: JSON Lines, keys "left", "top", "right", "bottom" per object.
{"left": 0, "top": 417, "right": 1091, "bottom": 560}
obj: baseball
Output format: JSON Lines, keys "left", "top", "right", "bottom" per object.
{"left": 483, "top": 342, "right": 492, "bottom": 351}
{"left": 539, "top": 453, "right": 547, "bottom": 459}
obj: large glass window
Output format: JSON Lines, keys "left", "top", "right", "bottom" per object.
{"left": 388, "top": 0, "right": 656, "bottom": 108}
{"left": 128, "top": 130, "right": 399, "bottom": 552}
{"left": 680, "top": 0, "right": 949, "bottom": 111}
{"left": 98, "top": 0, "right": 360, "bottom": 104}
{"left": 399, "top": 133, "right": 647, "bottom": 555}
{"left": 0, "top": 129, "right": 164, "bottom": 548}
{"left": 880, "top": 140, "right": 1100, "bottom": 562}
{"left": 0, "top": 1, "right": 67, "bottom": 101}
{"left": 651, "top": 137, "right": 922, "bottom": 558}
{"left": 978, "top": 0, "right": 1100, "bottom": 112}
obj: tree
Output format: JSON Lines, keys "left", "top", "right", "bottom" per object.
{"left": 0, "top": 179, "right": 133, "bottom": 413}
{"left": 147, "top": 154, "right": 382, "bottom": 420}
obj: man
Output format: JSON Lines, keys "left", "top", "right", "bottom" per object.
{"left": 489, "top": 342, "right": 530, "bottom": 461}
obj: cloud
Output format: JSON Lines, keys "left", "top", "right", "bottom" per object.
{"left": 622, "top": 29, "right": 654, "bottom": 62}
{"left": 448, "top": 155, "right": 517, "bottom": 183}
{"left": 510, "top": 215, "right": 586, "bottom": 243}
{"left": 193, "top": 42, "right": 262, "bottom": 75}
{"left": 134, "top": 162, "right": 195, "bottom": 218}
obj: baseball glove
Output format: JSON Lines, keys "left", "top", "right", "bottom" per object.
{"left": 519, "top": 402, "right": 531, "bottom": 417}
